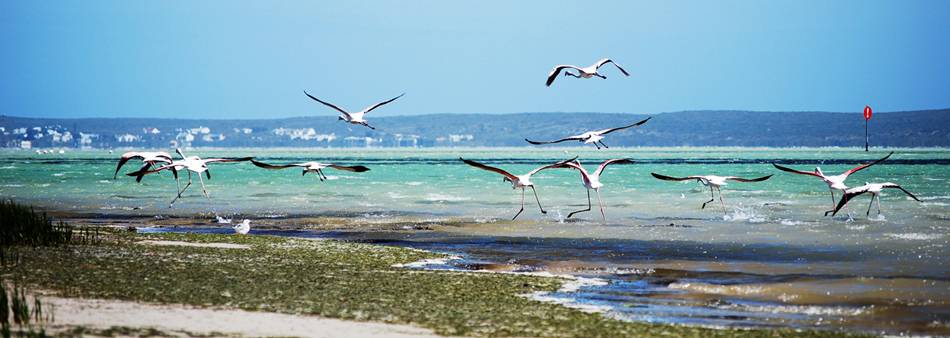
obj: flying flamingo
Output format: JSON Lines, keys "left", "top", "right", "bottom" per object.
{"left": 250, "top": 160, "right": 370, "bottom": 181}
{"left": 830, "top": 182, "right": 921, "bottom": 217}
{"left": 303, "top": 91, "right": 403, "bottom": 130}
{"left": 113, "top": 151, "right": 174, "bottom": 179}
{"left": 129, "top": 148, "right": 252, "bottom": 207}
{"left": 773, "top": 152, "right": 893, "bottom": 215}
{"left": 555, "top": 158, "right": 635, "bottom": 222}
{"left": 651, "top": 173, "right": 773, "bottom": 214}
{"left": 546, "top": 58, "right": 630, "bottom": 86}
{"left": 525, "top": 117, "right": 651, "bottom": 149}
{"left": 460, "top": 157, "right": 577, "bottom": 220}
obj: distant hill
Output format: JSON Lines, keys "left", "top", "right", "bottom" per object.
{"left": 1, "top": 109, "right": 948, "bottom": 148}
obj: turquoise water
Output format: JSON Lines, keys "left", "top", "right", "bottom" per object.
{"left": 3, "top": 147, "right": 949, "bottom": 335}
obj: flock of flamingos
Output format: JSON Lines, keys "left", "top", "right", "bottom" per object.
{"left": 112, "top": 58, "right": 921, "bottom": 225}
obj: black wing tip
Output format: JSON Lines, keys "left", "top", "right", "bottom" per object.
{"left": 524, "top": 138, "right": 543, "bottom": 145}
{"left": 352, "top": 166, "right": 370, "bottom": 172}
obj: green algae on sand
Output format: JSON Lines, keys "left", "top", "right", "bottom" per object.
{"left": 3, "top": 232, "right": 867, "bottom": 337}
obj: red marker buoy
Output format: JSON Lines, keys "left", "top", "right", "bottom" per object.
{"left": 864, "top": 105, "right": 872, "bottom": 151}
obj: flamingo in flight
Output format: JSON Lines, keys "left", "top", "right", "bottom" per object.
{"left": 829, "top": 182, "right": 921, "bottom": 217}
{"left": 303, "top": 91, "right": 403, "bottom": 130}
{"left": 460, "top": 157, "right": 577, "bottom": 220}
{"left": 525, "top": 117, "right": 651, "bottom": 149}
{"left": 250, "top": 160, "right": 370, "bottom": 181}
{"left": 773, "top": 152, "right": 893, "bottom": 215}
{"left": 129, "top": 148, "right": 252, "bottom": 207}
{"left": 546, "top": 58, "right": 630, "bottom": 86}
{"left": 113, "top": 151, "right": 173, "bottom": 180}
{"left": 555, "top": 158, "right": 635, "bottom": 222}
{"left": 651, "top": 173, "right": 773, "bottom": 214}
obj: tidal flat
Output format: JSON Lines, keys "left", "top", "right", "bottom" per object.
{"left": 3, "top": 230, "right": 866, "bottom": 337}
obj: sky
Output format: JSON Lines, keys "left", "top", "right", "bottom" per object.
{"left": 2, "top": 1, "right": 949, "bottom": 119}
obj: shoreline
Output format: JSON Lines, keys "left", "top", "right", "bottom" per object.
{"left": 1, "top": 228, "right": 863, "bottom": 337}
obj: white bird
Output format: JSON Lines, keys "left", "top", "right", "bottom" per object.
{"left": 830, "top": 182, "right": 921, "bottom": 217}
{"left": 250, "top": 160, "right": 369, "bottom": 181}
{"left": 216, "top": 215, "right": 232, "bottom": 224}
{"left": 773, "top": 152, "right": 893, "bottom": 215}
{"left": 129, "top": 148, "right": 252, "bottom": 207}
{"left": 233, "top": 219, "right": 251, "bottom": 235}
{"left": 546, "top": 58, "right": 630, "bottom": 87}
{"left": 303, "top": 91, "right": 404, "bottom": 130}
{"left": 460, "top": 157, "right": 577, "bottom": 220}
{"left": 525, "top": 117, "right": 651, "bottom": 149}
{"left": 555, "top": 158, "right": 634, "bottom": 222}
{"left": 652, "top": 173, "right": 773, "bottom": 214}
{"left": 113, "top": 151, "right": 174, "bottom": 179}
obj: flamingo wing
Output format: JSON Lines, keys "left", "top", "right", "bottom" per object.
{"left": 843, "top": 151, "right": 894, "bottom": 176}
{"left": 883, "top": 183, "right": 921, "bottom": 202}
{"left": 726, "top": 175, "right": 773, "bottom": 182}
{"left": 594, "top": 158, "right": 634, "bottom": 177}
{"left": 328, "top": 164, "right": 371, "bottom": 172}
{"left": 772, "top": 163, "right": 822, "bottom": 177}
{"left": 524, "top": 136, "right": 584, "bottom": 145}
{"left": 114, "top": 152, "right": 145, "bottom": 179}
{"left": 651, "top": 173, "right": 697, "bottom": 181}
{"left": 304, "top": 91, "right": 351, "bottom": 118}
{"left": 546, "top": 65, "right": 581, "bottom": 86}
{"left": 595, "top": 59, "right": 630, "bottom": 76}
{"left": 527, "top": 156, "right": 580, "bottom": 176}
{"left": 460, "top": 157, "right": 518, "bottom": 181}
{"left": 250, "top": 160, "right": 306, "bottom": 170}
{"left": 361, "top": 93, "right": 404, "bottom": 115}
{"left": 597, "top": 117, "right": 652, "bottom": 135}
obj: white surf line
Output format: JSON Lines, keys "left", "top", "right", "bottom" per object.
{"left": 392, "top": 255, "right": 612, "bottom": 314}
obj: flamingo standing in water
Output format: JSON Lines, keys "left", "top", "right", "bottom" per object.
{"left": 546, "top": 58, "right": 630, "bottom": 86}
{"left": 113, "top": 151, "right": 174, "bottom": 179}
{"left": 303, "top": 91, "right": 403, "bottom": 130}
{"left": 460, "top": 157, "right": 577, "bottom": 220}
{"left": 250, "top": 160, "right": 369, "bottom": 181}
{"left": 555, "top": 158, "right": 635, "bottom": 222}
{"left": 525, "top": 117, "right": 651, "bottom": 149}
{"left": 830, "top": 182, "right": 921, "bottom": 217}
{"left": 773, "top": 152, "right": 893, "bottom": 215}
{"left": 129, "top": 148, "right": 252, "bottom": 207}
{"left": 651, "top": 173, "right": 773, "bottom": 214}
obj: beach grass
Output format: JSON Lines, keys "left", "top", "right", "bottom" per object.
{"left": 1, "top": 231, "right": 867, "bottom": 337}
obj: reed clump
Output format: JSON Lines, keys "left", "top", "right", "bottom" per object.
{"left": 0, "top": 280, "right": 50, "bottom": 338}
{"left": 0, "top": 200, "right": 72, "bottom": 248}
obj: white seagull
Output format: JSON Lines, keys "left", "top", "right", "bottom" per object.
{"left": 652, "top": 173, "right": 773, "bottom": 214}
{"left": 525, "top": 117, "right": 651, "bottom": 149}
{"left": 233, "top": 219, "right": 251, "bottom": 235}
{"left": 250, "top": 160, "right": 370, "bottom": 181}
{"left": 773, "top": 152, "right": 893, "bottom": 215}
{"left": 113, "top": 151, "right": 174, "bottom": 179}
{"left": 303, "top": 91, "right": 403, "bottom": 130}
{"left": 460, "top": 157, "right": 577, "bottom": 220}
{"left": 546, "top": 58, "right": 630, "bottom": 87}
{"left": 555, "top": 158, "right": 635, "bottom": 222}
{"left": 830, "top": 182, "right": 921, "bottom": 217}
{"left": 129, "top": 148, "right": 252, "bottom": 207}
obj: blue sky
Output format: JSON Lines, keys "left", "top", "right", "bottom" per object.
{"left": 2, "top": 1, "right": 949, "bottom": 119}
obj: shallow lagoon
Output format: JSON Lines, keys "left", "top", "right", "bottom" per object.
{"left": 2, "top": 147, "right": 948, "bottom": 335}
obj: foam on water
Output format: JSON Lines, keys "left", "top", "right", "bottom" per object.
{"left": 885, "top": 233, "right": 944, "bottom": 241}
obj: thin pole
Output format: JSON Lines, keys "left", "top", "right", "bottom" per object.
{"left": 865, "top": 119, "right": 869, "bottom": 151}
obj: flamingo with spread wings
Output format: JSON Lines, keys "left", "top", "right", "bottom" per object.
{"left": 773, "top": 152, "right": 893, "bottom": 215}
{"left": 525, "top": 117, "right": 651, "bottom": 149}
{"left": 461, "top": 157, "right": 577, "bottom": 220}
{"left": 555, "top": 158, "right": 634, "bottom": 222}
{"left": 652, "top": 173, "right": 773, "bottom": 214}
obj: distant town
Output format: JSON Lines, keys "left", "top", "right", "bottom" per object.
{"left": 2, "top": 109, "right": 948, "bottom": 149}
